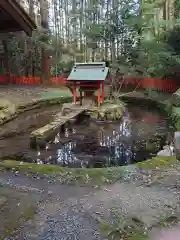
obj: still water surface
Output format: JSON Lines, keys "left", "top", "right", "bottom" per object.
{"left": 31, "top": 104, "right": 170, "bottom": 168}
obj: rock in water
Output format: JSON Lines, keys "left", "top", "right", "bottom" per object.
{"left": 157, "top": 146, "right": 174, "bottom": 157}
{"left": 90, "top": 101, "right": 125, "bottom": 121}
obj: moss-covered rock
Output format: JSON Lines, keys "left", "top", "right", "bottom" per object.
{"left": 0, "top": 99, "right": 16, "bottom": 124}
{"left": 90, "top": 100, "right": 125, "bottom": 121}
{"left": 145, "top": 136, "right": 164, "bottom": 153}
{"left": 170, "top": 108, "right": 180, "bottom": 131}
{"left": 172, "top": 90, "right": 180, "bottom": 107}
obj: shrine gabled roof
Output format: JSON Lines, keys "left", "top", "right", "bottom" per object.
{"left": 0, "top": 0, "right": 36, "bottom": 36}
{"left": 67, "top": 62, "right": 109, "bottom": 81}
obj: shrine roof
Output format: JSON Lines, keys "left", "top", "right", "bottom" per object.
{"left": 67, "top": 62, "right": 109, "bottom": 81}
{"left": 0, "top": 0, "right": 36, "bottom": 36}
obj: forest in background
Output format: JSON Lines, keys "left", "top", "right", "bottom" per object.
{"left": 0, "top": 0, "right": 180, "bottom": 82}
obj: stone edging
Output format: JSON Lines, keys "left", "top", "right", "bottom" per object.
{"left": 0, "top": 96, "right": 73, "bottom": 126}
{"left": 119, "top": 95, "right": 168, "bottom": 112}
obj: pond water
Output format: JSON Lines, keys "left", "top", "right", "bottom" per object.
{"left": 10, "top": 103, "right": 172, "bottom": 168}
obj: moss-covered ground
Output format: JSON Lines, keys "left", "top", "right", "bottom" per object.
{"left": 99, "top": 213, "right": 180, "bottom": 240}
{"left": 0, "top": 187, "right": 37, "bottom": 239}
{"left": 0, "top": 156, "right": 178, "bottom": 185}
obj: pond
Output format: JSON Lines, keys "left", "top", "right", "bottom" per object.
{"left": 7, "top": 103, "right": 172, "bottom": 168}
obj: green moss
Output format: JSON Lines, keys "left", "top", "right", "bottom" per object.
{"left": 136, "top": 156, "right": 177, "bottom": 169}
{"left": 0, "top": 160, "right": 125, "bottom": 185}
{"left": 23, "top": 205, "right": 36, "bottom": 221}
{"left": 71, "top": 167, "right": 123, "bottom": 184}
{"left": 170, "top": 108, "right": 180, "bottom": 130}
{"left": 0, "top": 160, "right": 67, "bottom": 174}
{"left": 99, "top": 211, "right": 180, "bottom": 240}
{"left": 0, "top": 156, "right": 178, "bottom": 185}
{"left": 99, "top": 217, "right": 148, "bottom": 240}
{"left": 0, "top": 204, "right": 36, "bottom": 240}
{"left": 145, "top": 142, "right": 160, "bottom": 152}
{"left": 90, "top": 100, "right": 125, "bottom": 120}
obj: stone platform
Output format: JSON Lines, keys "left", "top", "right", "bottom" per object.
{"left": 30, "top": 103, "right": 90, "bottom": 149}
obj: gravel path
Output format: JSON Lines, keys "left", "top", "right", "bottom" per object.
{"left": 0, "top": 172, "right": 103, "bottom": 240}
{"left": 81, "top": 182, "right": 180, "bottom": 227}
{"left": 19, "top": 201, "right": 101, "bottom": 240}
{"left": 0, "top": 171, "right": 180, "bottom": 239}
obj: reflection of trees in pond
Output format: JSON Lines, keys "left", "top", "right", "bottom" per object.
{"left": 98, "top": 118, "right": 134, "bottom": 165}
{"left": 54, "top": 116, "right": 166, "bottom": 168}
{"left": 55, "top": 119, "right": 134, "bottom": 167}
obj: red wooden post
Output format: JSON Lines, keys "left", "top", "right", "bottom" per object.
{"left": 73, "top": 82, "right": 77, "bottom": 104}
{"left": 98, "top": 82, "right": 101, "bottom": 107}
{"left": 102, "top": 81, "right": 104, "bottom": 103}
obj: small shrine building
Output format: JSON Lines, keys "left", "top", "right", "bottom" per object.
{"left": 67, "top": 62, "right": 109, "bottom": 106}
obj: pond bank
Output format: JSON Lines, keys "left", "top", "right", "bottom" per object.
{"left": 0, "top": 156, "right": 177, "bottom": 185}
{"left": 0, "top": 86, "right": 73, "bottom": 125}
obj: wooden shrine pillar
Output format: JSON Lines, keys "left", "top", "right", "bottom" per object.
{"left": 80, "top": 89, "right": 83, "bottom": 106}
{"left": 98, "top": 81, "right": 101, "bottom": 107}
{"left": 73, "top": 82, "right": 77, "bottom": 104}
{"left": 102, "top": 81, "right": 105, "bottom": 103}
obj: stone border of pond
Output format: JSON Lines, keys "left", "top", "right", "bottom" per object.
{"left": 0, "top": 156, "right": 177, "bottom": 185}
{"left": 0, "top": 96, "right": 73, "bottom": 125}
{"left": 119, "top": 95, "right": 169, "bottom": 111}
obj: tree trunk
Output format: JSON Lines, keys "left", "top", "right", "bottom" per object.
{"left": 40, "top": 0, "right": 50, "bottom": 83}
{"left": 2, "top": 40, "right": 9, "bottom": 81}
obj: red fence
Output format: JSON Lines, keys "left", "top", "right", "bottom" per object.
{"left": 0, "top": 76, "right": 67, "bottom": 85}
{"left": 0, "top": 75, "right": 179, "bottom": 93}
{"left": 120, "top": 77, "right": 179, "bottom": 93}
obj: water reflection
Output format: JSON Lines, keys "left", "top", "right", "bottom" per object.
{"left": 47, "top": 107, "right": 168, "bottom": 168}
{"left": 14, "top": 105, "right": 168, "bottom": 168}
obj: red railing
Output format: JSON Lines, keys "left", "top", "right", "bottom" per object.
{"left": 0, "top": 75, "right": 179, "bottom": 93}
{"left": 0, "top": 76, "right": 67, "bottom": 85}
{"left": 118, "top": 77, "right": 179, "bottom": 93}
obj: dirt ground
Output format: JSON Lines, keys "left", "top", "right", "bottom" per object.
{"left": 0, "top": 166, "right": 180, "bottom": 240}
{"left": 0, "top": 85, "right": 71, "bottom": 106}
{"left": 0, "top": 186, "right": 38, "bottom": 240}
